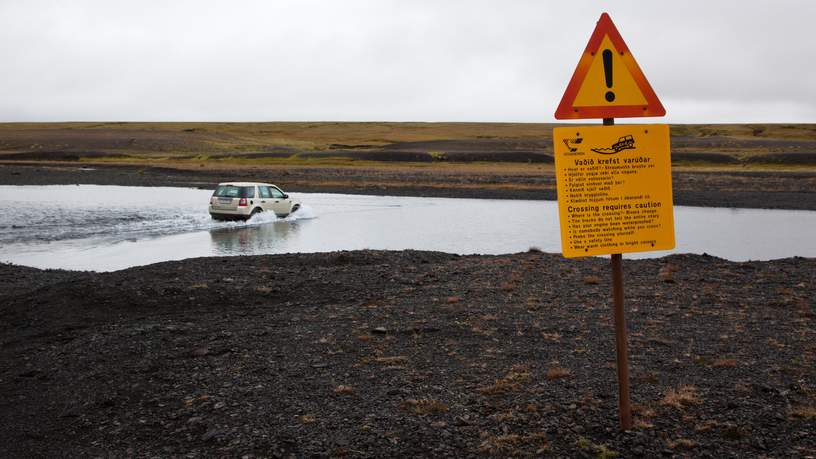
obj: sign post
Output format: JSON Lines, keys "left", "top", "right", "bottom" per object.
{"left": 605, "top": 117, "right": 632, "bottom": 431}
{"left": 553, "top": 13, "right": 674, "bottom": 431}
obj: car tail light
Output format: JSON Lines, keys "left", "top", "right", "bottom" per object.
{"left": 238, "top": 198, "right": 248, "bottom": 206}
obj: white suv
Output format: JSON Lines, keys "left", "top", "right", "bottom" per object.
{"left": 209, "top": 182, "right": 301, "bottom": 221}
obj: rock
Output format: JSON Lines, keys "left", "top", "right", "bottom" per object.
{"left": 201, "top": 428, "right": 224, "bottom": 442}
{"left": 191, "top": 347, "right": 210, "bottom": 357}
{"left": 371, "top": 327, "right": 388, "bottom": 334}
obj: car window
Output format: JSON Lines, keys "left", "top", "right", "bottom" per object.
{"left": 259, "top": 186, "right": 271, "bottom": 199}
{"left": 214, "top": 186, "right": 255, "bottom": 198}
{"left": 270, "top": 187, "right": 285, "bottom": 198}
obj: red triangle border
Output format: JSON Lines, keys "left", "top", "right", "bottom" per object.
{"left": 554, "top": 13, "right": 665, "bottom": 120}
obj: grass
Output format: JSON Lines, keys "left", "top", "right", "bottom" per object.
{"left": 711, "top": 358, "right": 738, "bottom": 368}
{"left": 583, "top": 275, "right": 601, "bottom": 285}
{"left": 399, "top": 399, "right": 449, "bottom": 415}
{"left": 545, "top": 366, "right": 571, "bottom": 380}
{"left": 2, "top": 122, "right": 814, "bottom": 171}
{"left": 661, "top": 385, "right": 701, "bottom": 409}
{"left": 477, "top": 364, "right": 532, "bottom": 395}
{"left": 575, "top": 436, "right": 619, "bottom": 458}
{"left": 299, "top": 414, "right": 317, "bottom": 424}
{"left": 500, "top": 271, "right": 523, "bottom": 293}
{"left": 478, "top": 432, "right": 549, "bottom": 456}
{"left": 666, "top": 438, "right": 697, "bottom": 450}
{"left": 0, "top": 121, "right": 557, "bottom": 155}
{"left": 373, "top": 356, "right": 409, "bottom": 365}
{"left": 790, "top": 405, "right": 816, "bottom": 419}
{"left": 541, "top": 332, "right": 561, "bottom": 342}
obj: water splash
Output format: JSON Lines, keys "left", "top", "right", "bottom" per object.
{"left": 283, "top": 204, "right": 316, "bottom": 221}
{"left": 210, "top": 204, "right": 316, "bottom": 229}
{"left": 0, "top": 185, "right": 316, "bottom": 244}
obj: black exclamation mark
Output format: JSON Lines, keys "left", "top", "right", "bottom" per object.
{"left": 603, "top": 49, "right": 615, "bottom": 102}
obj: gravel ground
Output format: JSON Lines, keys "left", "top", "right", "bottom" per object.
{"left": 2, "top": 163, "right": 816, "bottom": 210}
{"left": 1, "top": 250, "right": 814, "bottom": 457}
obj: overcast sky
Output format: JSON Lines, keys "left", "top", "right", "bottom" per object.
{"left": 1, "top": 0, "right": 814, "bottom": 123}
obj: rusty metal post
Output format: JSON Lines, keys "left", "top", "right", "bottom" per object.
{"left": 610, "top": 253, "right": 632, "bottom": 430}
{"left": 603, "top": 117, "right": 632, "bottom": 430}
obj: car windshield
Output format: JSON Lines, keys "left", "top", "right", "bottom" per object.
{"left": 213, "top": 186, "right": 254, "bottom": 198}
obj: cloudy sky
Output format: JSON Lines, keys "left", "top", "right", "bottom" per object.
{"left": 1, "top": 0, "right": 814, "bottom": 123}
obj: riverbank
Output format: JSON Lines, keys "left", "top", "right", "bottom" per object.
{"left": 1, "top": 250, "right": 814, "bottom": 457}
{"left": 2, "top": 122, "right": 815, "bottom": 210}
{"left": 3, "top": 162, "right": 816, "bottom": 210}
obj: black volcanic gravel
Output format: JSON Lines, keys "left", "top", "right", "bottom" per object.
{"left": 1, "top": 250, "right": 814, "bottom": 457}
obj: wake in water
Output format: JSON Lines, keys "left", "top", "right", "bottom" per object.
{"left": 0, "top": 199, "right": 317, "bottom": 245}
{"left": 209, "top": 204, "right": 316, "bottom": 228}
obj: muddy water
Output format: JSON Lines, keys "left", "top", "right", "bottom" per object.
{"left": 1, "top": 185, "right": 814, "bottom": 271}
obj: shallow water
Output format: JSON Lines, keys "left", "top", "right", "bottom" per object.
{"left": 0, "top": 185, "right": 814, "bottom": 271}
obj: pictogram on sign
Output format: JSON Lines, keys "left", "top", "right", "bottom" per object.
{"left": 554, "top": 13, "right": 665, "bottom": 120}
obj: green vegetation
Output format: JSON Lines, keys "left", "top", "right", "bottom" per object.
{"left": 0, "top": 122, "right": 814, "bottom": 169}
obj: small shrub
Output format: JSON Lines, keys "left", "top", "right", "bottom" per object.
{"left": 428, "top": 151, "right": 447, "bottom": 161}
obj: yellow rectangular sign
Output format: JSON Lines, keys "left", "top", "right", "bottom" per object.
{"left": 553, "top": 124, "right": 675, "bottom": 257}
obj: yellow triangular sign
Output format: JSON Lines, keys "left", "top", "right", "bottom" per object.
{"left": 555, "top": 13, "right": 665, "bottom": 119}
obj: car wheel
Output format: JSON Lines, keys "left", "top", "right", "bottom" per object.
{"left": 249, "top": 208, "right": 262, "bottom": 219}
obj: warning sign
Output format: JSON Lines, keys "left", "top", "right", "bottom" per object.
{"left": 554, "top": 13, "right": 665, "bottom": 119}
{"left": 554, "top": 124, "right": 675, "bottom": 257}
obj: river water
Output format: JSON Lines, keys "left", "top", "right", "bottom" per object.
{"left": 0, "top": 185, "right": 814, "bottom": 271}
